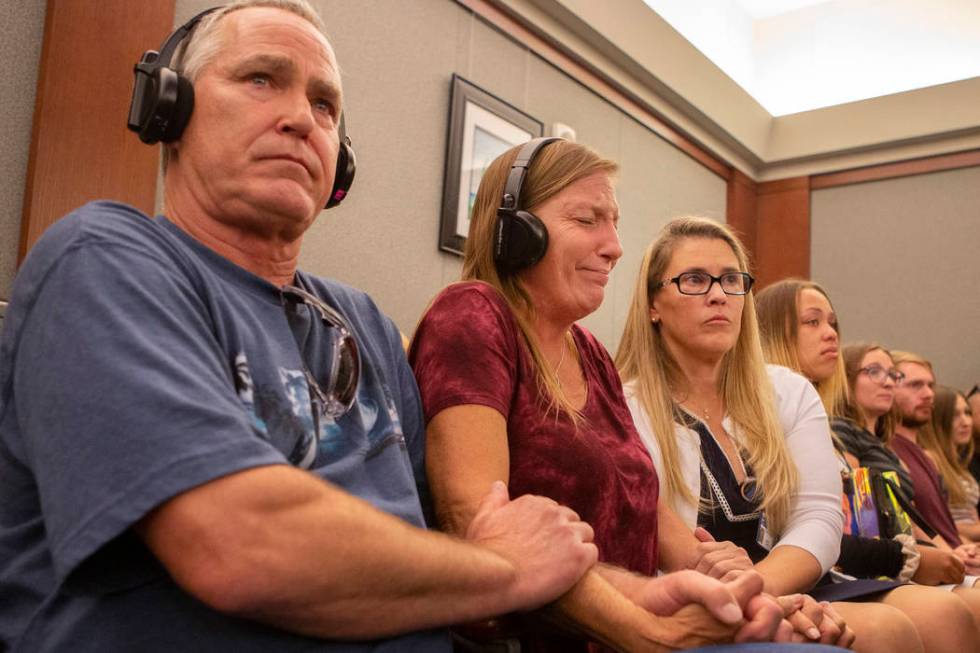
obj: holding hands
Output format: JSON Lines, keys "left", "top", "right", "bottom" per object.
{"left": 465, "top": 481, "right": 598, "bottom": 611}
{"left": 954, "top": 542, "right": 980, "bottom": 575}
{"left": 636, "top": 568, "right": 791, "bottom": 646}
{"left": 686, "top": 526, "right": 754, "bottom": 581}
{"left": 685, "top": 528, "right": 855, "bottom": 648}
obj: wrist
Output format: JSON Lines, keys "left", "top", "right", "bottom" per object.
{"left": 594, "top": 563, "right": 650, "bottom": 604}
{"left": 894, "top": 534, "right": 921, "bottom": 582}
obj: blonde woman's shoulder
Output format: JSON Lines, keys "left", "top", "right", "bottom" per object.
{"left": 765, "top": 364, "right": 827, "bottom": 434}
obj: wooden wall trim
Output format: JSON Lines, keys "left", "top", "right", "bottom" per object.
{"left": 456, "top": 0, "right": 732, "bottom": 180}
{"left": 18, "top": 0, "right": 174, "bottom": 263}
{"left": 811, "top": 148, "right": 980, "bottom": 190}
{"left": 726, "top": 169, "right": 758, "bottom": 266}
{"left": 754, "top": 176, "right": 810, "bottom": 288}
{"left": 757, "top": 176, "right": 809, "bottom": 194}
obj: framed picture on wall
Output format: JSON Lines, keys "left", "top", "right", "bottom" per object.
{"left": 439, "top": 74, "right": 543, "bottom": 256}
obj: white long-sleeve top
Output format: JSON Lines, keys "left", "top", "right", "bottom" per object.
{"left": 625, "top": 365, "right": 843, "bottom": 573}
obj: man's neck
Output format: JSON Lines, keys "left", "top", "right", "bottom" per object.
{"left": 894, "top": 422, "right": 918, "bottom": 443}
{"left": 164, "top": 187, "right": 303, "bottom": 287}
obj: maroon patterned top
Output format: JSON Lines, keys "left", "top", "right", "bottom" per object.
{"left": 410, "top": 280, "right": 660, "bottom": 574}
{"left": 891, "top": 433, "right": 961, "bottom": 547}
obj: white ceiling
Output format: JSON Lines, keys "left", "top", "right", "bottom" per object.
{"left": 733, "top": 0, "right": 832, "bottom": 20}
{"left": 644, "top": 0, "right": 980, "bottom": 116}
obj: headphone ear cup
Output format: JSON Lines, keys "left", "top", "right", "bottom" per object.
{"left": 161, "top": 73, "right": 194, "bottom": 143}
{"left": 326, "top": 136, "right": 356, "bottom": 209}
{"left": 136, "top": 67, "right": 193, "bottom": 144}
{"left": 494, "top": 209, "right": 549, "bottom": 272}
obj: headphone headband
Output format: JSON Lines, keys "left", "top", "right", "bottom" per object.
{"left": 501, "top": 137, "right": 562, "bottom": 213}
{"left": 156, "top": 7, "right": 221, "bottom": 69}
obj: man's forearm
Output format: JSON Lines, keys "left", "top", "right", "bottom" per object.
{"left": 139, "top": 466, "right": 535, "bottom": 639}
{"left": 594, "top": 563, "right": 651, "bottom": 604}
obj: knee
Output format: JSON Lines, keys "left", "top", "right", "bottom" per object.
{"left": 917, "top": 589, "right": 976, "bottom": 628}
{"left": 851, "top": 603, "right": 921, "bottom": 651}
{"left": 953, "top": 586, "right": 980, "bottom": 619}
{"left": 884, "top": 586, "right": 977, "bottom": 651}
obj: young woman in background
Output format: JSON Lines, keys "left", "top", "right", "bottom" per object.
{"left": 921, "top": 386, "right": 980, "bottom": 542}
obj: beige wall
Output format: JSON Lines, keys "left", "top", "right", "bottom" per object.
{"left": 0, "top": 1, "right": 46, "bottom": 300}
{"left": 812, "top": 166, "right": 980, "bottom": 391}
{"left": 172, "top": 0, "right": 725, "bottom": 349}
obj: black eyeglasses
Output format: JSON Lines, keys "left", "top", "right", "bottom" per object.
{"left": 657, "top": 271, "right": 754, "bottom": 296}
{"left": 968, "top": 385, "right": 980, "bottom": 399}
{"left": 280, "top": 285, "right": 360, "bottom": 428}
{"left": 859, "top": 364, "right": 904, "bottom": 386}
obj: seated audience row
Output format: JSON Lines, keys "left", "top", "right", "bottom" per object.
{"left": 410, "top": 140, "right": 798, "bottom": 651}
{"left": 3, "top": 11, "right": 971, "bottom": 646}
{"left": 412, "top": 139, "right": 979, "bottom": 652}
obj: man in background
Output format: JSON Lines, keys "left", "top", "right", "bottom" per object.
{"left": 892, "top": 351, "right": 980, "bottom": 574}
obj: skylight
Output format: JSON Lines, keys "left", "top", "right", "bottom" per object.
{"left": 644, "top": 0, "right": 980, "bottom": 116}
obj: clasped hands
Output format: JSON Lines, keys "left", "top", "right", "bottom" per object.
{"left": 463, "top": 482, "right": 853, "bottom": 649}
{"left": 681, "top": 526, "right": 855, "bottom": 648}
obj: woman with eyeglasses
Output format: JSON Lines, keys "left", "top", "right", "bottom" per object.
{"left": 755, "top": 282, "right": 980, "bottom": 651}
{"left": 837, "top": 345, "right": 971, "bottom": 549}
{"left": 611, "top": 217, "right": 950, "bottom": 651}
{"left": 409, "top": 142, "right": 829, "bottom": 652}
{"left": 920, "top": 386, "right": 980, "bottom": 542}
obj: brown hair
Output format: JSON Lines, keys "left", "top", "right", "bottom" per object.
{"left": 840, "top": 343, "right": 898, "bottom": 442}
{"left": 920, "top": 385, "right": 974, "bottom": 506}
{"left": 460, "top": 139, "right": 618, "bottom": 421}
{"left": 755, "top": 279, "right": 847, "bottom": 418}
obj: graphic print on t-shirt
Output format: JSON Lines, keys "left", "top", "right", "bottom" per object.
{"left": 233, "top": 351, "right": 316, "bottom": 468}
{"left": 233, "top": 350, "right": 408, "bottom": 469}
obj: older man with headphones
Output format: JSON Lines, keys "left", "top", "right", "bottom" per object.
{"left": 0, "top": 2, "right": 603, "bottom": 650}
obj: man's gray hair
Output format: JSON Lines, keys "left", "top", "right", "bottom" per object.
{"left": 178, "top": 0, "right": 326, "bottom": 82}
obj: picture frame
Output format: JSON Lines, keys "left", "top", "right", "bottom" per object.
{"left": 439, "top": 74, "right": 543, "bottom": 256}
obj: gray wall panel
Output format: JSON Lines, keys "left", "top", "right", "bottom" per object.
{"left": 606, "top": 115, "right": 727, "bottom": 355}
{"left": 812, "top": 166, "right": 980, "bottom": 391}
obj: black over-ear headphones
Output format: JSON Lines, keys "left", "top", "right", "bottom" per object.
{"left": 494, "top": 137, "right": 563, "bottom": 272}
{"left": 127, "top": 6, "right": 355, "bottom": 209}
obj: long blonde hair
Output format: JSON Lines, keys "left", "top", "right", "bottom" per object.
{"left": 756, "top": 279, "right": 848, "bottom": 418}
{"left": 461, "top": 139, "right": 618, "bottom": 421}
{"left": 615, "top": 217, "right": 798, "bottom": 535}
{"left": 920, "top": 385, "right": 974, "bottom": 506}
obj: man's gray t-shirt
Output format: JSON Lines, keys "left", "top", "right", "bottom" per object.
{"left": 0, "top": 201, "right": 450, "bottom": 651}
